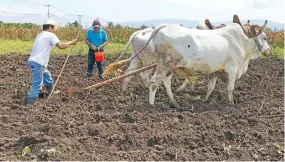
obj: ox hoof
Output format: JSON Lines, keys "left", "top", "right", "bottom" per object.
{"left": 175, "top": 88, "right": 183, "bottom": 93}
{"left": 177, "top": 107, "right": 187, "bottom": 112}
{"left": 170, "top": 102, "right": 181, "bottom": 109}
{"left": 149, "top": 104, "right": 156, "bottom": 109}
{"left": 203, "top": 98, "right": 210, "bottom": 103}
{"left": 229, "top": 101, "right": 235, "bottom": 105}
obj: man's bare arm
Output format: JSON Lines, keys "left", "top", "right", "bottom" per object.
{"left": 56, "top": 39, "right": 77, "bottom": 49}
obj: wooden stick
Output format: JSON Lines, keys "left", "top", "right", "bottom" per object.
{"left": 84, "top": 63, "right": 157, "bottom": 90}
{"left": 48, "top": 54, "right": 70, "bottom": 100}
{"left": 48, "top": 31, "right": 80, "bottom": 99}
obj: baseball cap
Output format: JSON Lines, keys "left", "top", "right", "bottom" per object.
{"left": 92, "top": 19, "right": 101, "bottom": 28}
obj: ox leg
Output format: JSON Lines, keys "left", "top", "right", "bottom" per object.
{"left": 176, "top": 79, "right": 190, "bottom": 92}
{"left": 122, "top": 59, "right": 142, "bottom": 91}
{"left": 176, "top": 75, "right": 198, "bottom": 92}
{"left": 139, "top": 69, "right": 153, "bottom": 89}
{"left": 149, "top": 73, "right": 161, "bottom": 106}
{"left": 188, "top": 76, "right": 199, "bottom": 91}
{"left": 149, "top": 65, "right": 170, "bottom": 106}
{"left": 162, "top": 73, "right": 179, "bottom": 108}
{"left": 226, "top": 68, "right": 238, "bottom": 104}
{"left": 205, "top": 76, "right": 218, "bottom": 101}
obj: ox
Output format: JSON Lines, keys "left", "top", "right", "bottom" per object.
{"left": 104, "top": 21, "right": 231, "bottom": 94}
{"left": 177, "top": 19, "right": 252, "bottom": 101}
{"left": 104, "top": 27, "right": 197, "bottom": 94}
{"left": 129, "top": 15, "right": 271, "bottom": 108}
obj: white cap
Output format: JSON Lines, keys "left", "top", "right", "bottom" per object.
{"left": 43, "top": 19, "right": 58, "bottom": 30}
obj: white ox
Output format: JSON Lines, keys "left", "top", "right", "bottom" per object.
{"left": 130, "top": 15, "right": 271, "bottom": 108}
{"left": 177, "top": 19, "right": 252, "bottom": 100}
{"left": 106, "top": 26, "right": 197, "bottom": 94}
{"left": 106, "top": 21, "right": 222, "bottom": 93}
{"left": 105, "top": 21, "right": 228, "bottom": 93}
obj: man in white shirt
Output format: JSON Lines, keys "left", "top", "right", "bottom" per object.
{"left": 24, "top": 19, "right": 78, "bottom": 105}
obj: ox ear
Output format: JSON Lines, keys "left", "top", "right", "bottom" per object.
{"left": 234, "top": 15, "right": 251, "bottom": 37}
{"left": 233, "top": 15, "right": 243, "bottom": 27}
{"left": 205, "top": 19, "right": 214, "bottom": 30}
{"left": 250, "top": 25, "right": 257, "bottom": 36}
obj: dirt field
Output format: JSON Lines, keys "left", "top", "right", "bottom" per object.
{"left": 0, "top": 54, "right": 284, "bottom": 161}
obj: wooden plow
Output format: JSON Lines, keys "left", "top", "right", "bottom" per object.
{"left": 67, "top": 63, "right": 157, "bottom": 95}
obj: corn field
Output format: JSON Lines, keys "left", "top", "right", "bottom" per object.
{"left": 0, "top": 24, "right": 136, "bottom": 44}
{"left": 0, "top": 24, "right": 283, "bottom": 47}
{"left": 266, "top": 31, "right": 284, "bottom": 47}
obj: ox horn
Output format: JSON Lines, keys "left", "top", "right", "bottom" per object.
{"left": 260, "top": 20, "right": 267, "bottom": 31}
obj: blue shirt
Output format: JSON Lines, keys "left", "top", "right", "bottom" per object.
{"left": 85, "top": 28, "right": 108, "bottom": 49}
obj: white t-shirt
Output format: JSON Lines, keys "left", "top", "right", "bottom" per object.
{"left": 28, "top": 31, "right": 60, "bottom": 68}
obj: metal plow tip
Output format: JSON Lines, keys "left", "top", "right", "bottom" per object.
{"left": 67, "top": 87, "right": 81, "bottom": 96}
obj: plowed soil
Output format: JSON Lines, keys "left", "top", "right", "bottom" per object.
{"left": 0, "top": 54, "right": 284, "bottom": 161}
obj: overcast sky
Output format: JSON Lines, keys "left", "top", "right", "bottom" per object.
{"left": 0, "top": 0, "right": 284, "bottom": 24}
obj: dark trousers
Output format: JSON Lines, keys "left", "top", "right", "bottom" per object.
{"left": 87, "top": 48, "right": 104, "bottom": 77}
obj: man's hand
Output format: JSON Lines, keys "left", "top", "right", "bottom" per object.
{"left": 71, "top": 39, "right": 78, "bottom": 45}
{"left": 56, "top": 39, "right": 78, "bottom": 49}
{"left": 98, "top": 45, "right": 103, "bottom": 50}
{"left": 90, "top": 44, "right": 97, "bottom": 51}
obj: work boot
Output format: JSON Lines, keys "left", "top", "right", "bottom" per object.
{"left": 23, "top": 97, "right": 37, "bottom": 105}
{"left": 38, "top": 90, "right": 48, "bottom": 99}
{"left": 45, "top": 84, "right": 53, "bottom": 97}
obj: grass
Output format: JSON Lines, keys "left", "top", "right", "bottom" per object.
{"left": 0, "top": 39, "right": 283, "bottom": 59}
{"left": 272, "top": 46, "right": 284, "bottom": 59}
{"left": 0, "top": 39, "right": 131, "bottom": 56}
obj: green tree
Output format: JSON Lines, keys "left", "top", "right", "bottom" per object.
{"left": 107, "top": 22, "right": 114, "bottom": 28}
{"left": 66, "top": 21, "right": 80, "bottom": 28}
{"left": 140, "top": 24, "right": 147, "bottom": 29}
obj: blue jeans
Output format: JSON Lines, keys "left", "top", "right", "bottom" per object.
{"left": 87, "top": 48, "right": 104, "bottom": 77}
{"left": 27, "top": 61, "right": 53, "bottom": 98}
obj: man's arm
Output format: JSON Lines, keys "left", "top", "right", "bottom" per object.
{"left": 85, "top": 39, "right": 94, "bottom": 48}
{"left": 85, "top": 30, "right": 96, "bottom": 50}
{"left": 51, "top": 33, "right": 77, "bottom": 49}
{"left": 98, "top": 40, "right": 108, "bottom": 49}
{"left": 85, "top": 39, "right": 97, "bottom": 50}
{"left": 56, "top": 39, "right": 77, "bottom": 49}
{"left": 98, "top": 31, "right": 108, "bottom": 49}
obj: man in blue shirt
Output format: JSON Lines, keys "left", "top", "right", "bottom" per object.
{"left": 85, "top": 19, "right": 108, "bottom": 79}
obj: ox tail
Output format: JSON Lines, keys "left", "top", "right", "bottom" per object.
{"left": 129, "top": 24, "right": 168, "bottom": 62}
{"left": 115, "top": 30, "right": 141, "bottom": 62}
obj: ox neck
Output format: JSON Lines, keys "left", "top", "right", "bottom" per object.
{"left": 243, "top": 37, "right": 261, "bottom": 60}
